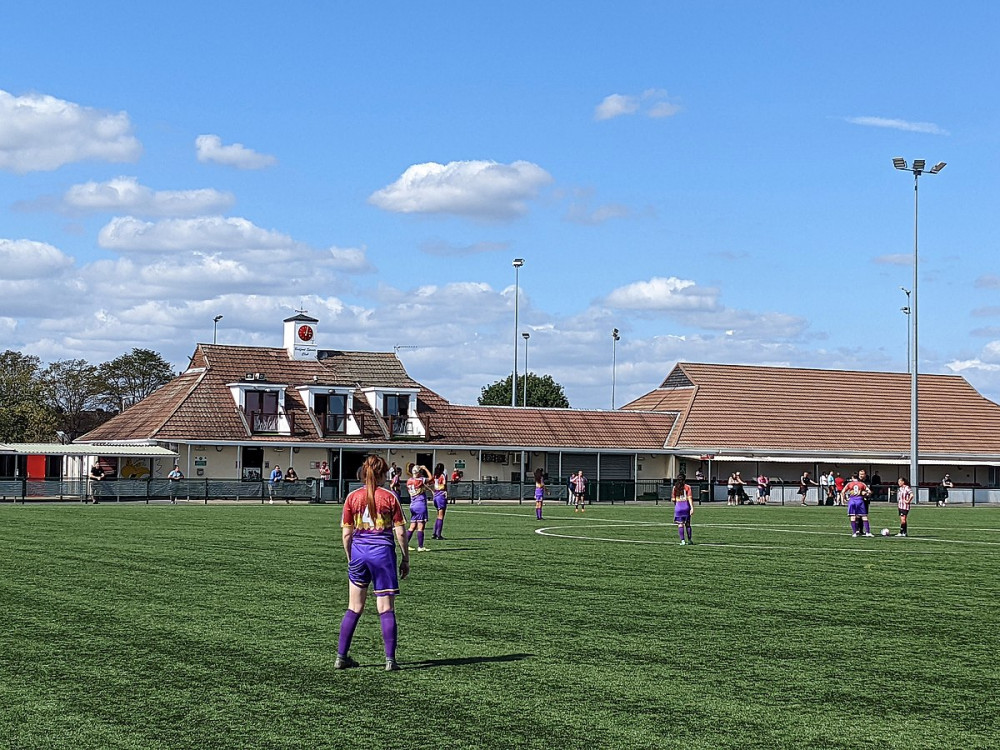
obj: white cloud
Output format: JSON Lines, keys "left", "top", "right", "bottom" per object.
{"left": 0, "top": 89, "right": 142, "bottom": 173}
{"left": 565, "top": 201, "right": 631, "bottom": 225}
{"left": 420, "top": 239, "right": 509, "bottom": 257}
{"left": 974, "top": 275, "right": 1000, "bottom": 289}
{"left": 195, "top": 134, "right": 277, "bottom": 169}
{"left": 57, "top": 176, "right": 235, "bottom": 217}
{"left": 605, "top": 277, "right": 719, "bottom": 311}
{"left": 594, "top": 94, "right": 640, "bottom": 121}
{"left": 97, "top": 216, "right": 295, "bottom": 253}
{"left": 328, "top": 245, "right": 374, "bottom": 272}
{"left": 873, "top": 253, "right": 913, "bottom": 266}
{"left": 845, "top": 116, "right": 949, "bottom": 136}
{"left": 0, "top": 238, "right": 75, "bottom": 279}
{"left": 594, "top": 89, "right": 682, "bottom": 121}
{"left": 368, "top": 160, "right": 552, "bottom": 220}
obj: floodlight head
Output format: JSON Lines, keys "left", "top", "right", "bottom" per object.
{"left": 913, "top": 159, "right": 926, "bottom": 172}
{"left": 900, "top": 286, "right": 910, "bottom": 294}
{"left": 892, "top": 157, "right": 908, "bottom": 170}
{"left": 612, "top": 328, "right": 620, "bottom": 340}
{"left": 522, "top": 332, "right": 530, "bottom": 340}
{"left": 901, "top": 306, "right": 910, "bottom": 314}
{"left": 512, "top": 258, "right": 524, "bottom": 268}
{"left": 213, "top": 314, "right": 224, "bottom": 322}
{"left": 930, "top": 161, "right": 947, "bottom": 174}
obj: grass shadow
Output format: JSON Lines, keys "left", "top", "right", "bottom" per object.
{"left": 403, "top": 652, "right": 533, "bottom": 670}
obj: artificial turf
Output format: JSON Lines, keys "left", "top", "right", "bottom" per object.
{"left": 0, "top": 501, "right": 997, "bottom": 749}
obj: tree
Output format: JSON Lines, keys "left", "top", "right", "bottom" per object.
{"left": 478, "top": 372, "right": 570, "bottom": 408}
{"left": 0, "top": 351, "right": 58, "bottom": 442}
{"left": 43, "top": 359, "right": 109, "bottom": 440}
{"left": 97, "top": 348, "right": 175, "bottom": 412}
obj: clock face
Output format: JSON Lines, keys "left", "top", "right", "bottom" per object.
{"left": 298, "top": 325, "right": 314, "bottom": 342}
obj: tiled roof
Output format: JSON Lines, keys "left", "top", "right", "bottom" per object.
{"left": 78, "top": 343, "right": 679, "bottom": 450}
{"left": 623, "top": 362, "right": 1000, "bottom": 456}
{"left": 426, "top": 404, "right": 677, "bottom": 450}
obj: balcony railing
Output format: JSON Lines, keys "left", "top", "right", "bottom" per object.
{"left": 318, "top": 412, "right": 347, "bottom": 436}
{"left": 247, "top": 410, "right": 294, "bottom": 434}
{"left": 386, "top": 414, "right": 428, "bottom": 438}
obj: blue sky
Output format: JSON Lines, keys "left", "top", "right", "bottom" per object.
{"left": 2, "top": 2, "right": 1000, "bottom": 408}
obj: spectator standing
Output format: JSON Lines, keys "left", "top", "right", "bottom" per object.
{"left": 798, "top": 471, "right": 817, "bottom": 506}
{"left": 167, "top": 465, "right": 184, "bottom": 504}
{"left": 938, "top": 474, "right": 953, "bottom": 507}
{"left": 727, "top": 472, "right": 738, "bottom": 506}
{"left": 89, "top": 462, "right": 105, "bottom": 504}
{"left": 269, "top": 465, "right": 283, "bottom": 504}
{"left": 819, "top": 471, "right": 831, "bottom": 505}
{"left": 834, "top": 472, "right": 846, "bottom": 505}
{"left": 756, "top": 473, "right": 770, "bottom": 505}
{"left": 871, "top": 471, "right": 883, "bottom": 503}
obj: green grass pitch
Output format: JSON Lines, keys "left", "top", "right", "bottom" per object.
{"left": 1, "top": 501, "right": 998, "bottom": 749}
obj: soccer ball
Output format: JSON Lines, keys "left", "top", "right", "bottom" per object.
{"left": 880, "top": 528, "right": 890, "bottom": 536}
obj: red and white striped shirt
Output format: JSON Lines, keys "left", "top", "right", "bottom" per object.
{"left": 897, "top": 485, "right": 913, "bottom": 511}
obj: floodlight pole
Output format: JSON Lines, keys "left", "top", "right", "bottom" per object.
{"left": 611, "top": 328, "right": 621, "bottom": 409}
{"left": 213, "top": 314, "right": 223, "bottom": 344}
{"left": 900, "top": 287, "right": 911, "bottom": 375}
{"left": 511, "top": 259, "right": 524, "bottom": 407}
{"left": 522, "top": 332, "right": 530, "bottom": 406}
{"left": 893, "top": 158, "right": 945, "bottom": 495}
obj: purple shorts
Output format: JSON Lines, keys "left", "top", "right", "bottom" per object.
{"left": 433, "top": 490, "right": 447, "bottom": 511}
{"left": 348, "top": 541, "right": 399, "bottom": 596}
{"left": 674, "top": 501, "right": 691, "bottom": 524}
{"left": 847, "top": 497, "right": 867, "bottom": 516}
{"left": 409, "top": 498, "right": 428, "bottom": 522}
{"left": 535, "top": 487, "right": 544, "bottom": 502}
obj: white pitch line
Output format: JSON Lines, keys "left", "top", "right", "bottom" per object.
{"left": 532, "top": 525, "right": 958, "bottom": 554}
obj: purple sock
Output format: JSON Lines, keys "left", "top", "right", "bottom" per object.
{"left": 686, "top": 523, "right": 693, "bottom": 542}
{"left": 850, "top": 520, "right": 858, "bottom": 534}
{"left": 678, "top": 526, "right": 685, "bottom": 541}
{"left": 434, "top": 518, "right": 443, "bottom": 537}
{"left": 405, "top": 528, "right": 412, "bottom": 545}
{"left": 417, "top": 530, "right": 424, "bottom": 547}
{"left": 863, "top": 520, "right": 871, "bottom": 534}
{"left": 380, "top": 611, "right": 397, "bottom": 660}
{"left": 338, "top": 609, "right": 361, "bottom": 656}
{"left": 536, "top": 508, "right": 542, "bottom": 520}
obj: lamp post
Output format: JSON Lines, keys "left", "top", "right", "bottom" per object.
{"left": 611, "top": 328, "right": 621, "bottom": 409}
{"left": 892, "top": 157, "right": 946, "bottom": 493}
{"left": 511, "top": 258, "right": 524, "bottom": 407}
{"left": 900, "top": 287, "right": 911, "bottom": 375}
{"left": 521, "top": 332, "right": 530, "bottom": 406}
{"left": 213, "top": 314, "right": 223, "bottom": 344}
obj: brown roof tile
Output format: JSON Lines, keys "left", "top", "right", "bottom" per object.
{"left": 626, "top": 362, "right": 1000, "bottom": 456}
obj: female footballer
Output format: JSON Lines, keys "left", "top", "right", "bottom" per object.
{"left": 336, "top": 455, "right": 409, "bottom": 671}
{"left": 405, "top": 464, "right": 432, "bottom": 551}
{"left": 431, "top": 463, "right": 448, "bottom": 540}
{"left": 672, "top": 473, "right": 694, "bottom": 545}
{"left": 533, "top": 467, "right": 545, "bottom": 520}
{"left": 896, "top": 477, "right": 913, "bottom": 537}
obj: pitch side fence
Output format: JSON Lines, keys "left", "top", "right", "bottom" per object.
{"left": 1, "top": 478, "right": 998, "bottom": 506}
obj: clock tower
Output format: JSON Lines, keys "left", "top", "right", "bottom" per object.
{"left": 283, "top": 312, "right": 319, "bottom": 360}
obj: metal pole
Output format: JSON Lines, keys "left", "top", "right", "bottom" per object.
{"left": 511, "top": 260, "right": 523, "bottom": 407}
{"left": 611, "top": 329, "right": 620, "bottom": 408}
{"left": 522, "top": 332, "right": 530, "bottom": 406}
{"left": 911, "top": 171, "right": 919, "bottom": 495}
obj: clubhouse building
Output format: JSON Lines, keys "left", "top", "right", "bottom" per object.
{"left": 72, "top": 314, "right": 1000, "bottom": 503}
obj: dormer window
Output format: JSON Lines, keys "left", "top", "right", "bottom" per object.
{"left": 315, "top": 392, "right": 348, "bottom": 434}
{"left": 228, "top": 382, "right": 290, "bottom": 435}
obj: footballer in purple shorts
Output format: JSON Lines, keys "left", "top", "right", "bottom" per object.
{"left": 672, "top": 473, "right": 694, "bottom": 545}
{"left": 843, "top": 473, "right": 873, "bottom": 537}
{"left": 336, "top": 455, "right": 409, "bottom": 671}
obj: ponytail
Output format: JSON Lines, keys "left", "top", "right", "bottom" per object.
{"left": 360, "top": 455, "right": 389, "bottom": 523}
